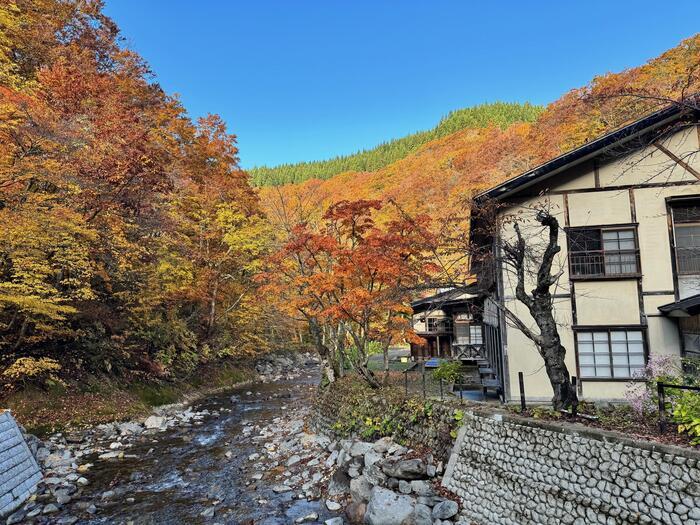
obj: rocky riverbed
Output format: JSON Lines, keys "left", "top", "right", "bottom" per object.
{"left": 8, "top": 353, "right": 463, "bottom": 525}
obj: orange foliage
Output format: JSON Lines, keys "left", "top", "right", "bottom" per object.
{"left": 261, "top": 34, "right": 700, "bottom": 228}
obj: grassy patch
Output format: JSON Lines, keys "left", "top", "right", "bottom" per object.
{"left": 127, "top": 382, "right": 180, "bottom": 407}
{"left": 2, "top": 361, "right": 255, "bottom": 435}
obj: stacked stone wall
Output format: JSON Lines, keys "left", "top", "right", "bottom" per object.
{"left": 312, "top": 384, "right": 457, "bottom": 463}
{"left": 314, "top": 386, "right": 700, "bottom": 524}
{"left": 443, "top": 411, "right": 700, "bottom": 525}
{"left": 0, "top": 410, "right": 42, "bottom": 517}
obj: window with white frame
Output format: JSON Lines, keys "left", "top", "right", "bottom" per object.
{"left": 469, "top": 325, "right": 483, "bottom": 345}
{"left": 576, "top": 329, "right": 645, "bottom": 379}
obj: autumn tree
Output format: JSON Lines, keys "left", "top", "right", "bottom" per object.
{"left": 263, "top": 199, "right": 437, "bottom": 388}
{"left": 0, "top": 0, "right": 272, "bottom": 386}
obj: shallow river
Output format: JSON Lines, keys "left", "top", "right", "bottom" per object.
{"left": 69, "top": 369, "right": 335, "bottom": 525}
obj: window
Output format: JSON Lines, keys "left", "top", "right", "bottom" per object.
{"left": 426, "top": 317, "right": 452, "bottom": 333}
{"left": 576, "top": 329, "right": 645, "bottom": 379}
{"left": 454, "top": 323, "right": 483, "bottom": 345}
{"left": 672, "top": 204, "right": 700, "bottom": 275}
{"left": 567, "top": 227, "right": 640, "bottom": 278}
{"left": 469, "top": 325, "right": 483, "bottom": 345}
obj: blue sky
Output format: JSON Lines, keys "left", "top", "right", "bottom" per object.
{"left": 104, "top": 1, "right": 700, "bottom": 169}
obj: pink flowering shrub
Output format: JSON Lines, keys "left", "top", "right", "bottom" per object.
{"left": 625, "top": 354, "right": 681, "bottom": 417}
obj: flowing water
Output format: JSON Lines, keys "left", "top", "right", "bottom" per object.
{"left": 68, "top": 368, "right": 335, "bottom": 525}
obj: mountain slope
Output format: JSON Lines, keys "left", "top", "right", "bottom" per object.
{"left": 260, "top": 34, "right": 700, "bottom": 225}
{"left": 250, "top": 102, "right": 543, "bottom": 186}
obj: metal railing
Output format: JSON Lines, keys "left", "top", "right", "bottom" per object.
{"left": 569, "top": 250, "right": 640, "bottom": 278}
{"left": 657, "top": 382, "right": 700, "bottom": 433}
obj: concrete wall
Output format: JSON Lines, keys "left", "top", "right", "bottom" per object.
{"left": 0, "top": 411, "right": 42, "bottom": 517}
{"left": 443, "top": 409, "right": 700, "bottom": 525}
{"left": 495, "top": 126, "right": 700, "bottom": 402}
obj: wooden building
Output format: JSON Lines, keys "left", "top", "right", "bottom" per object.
{"left": 471, "top": 103, "right": 700, "bottom": 402}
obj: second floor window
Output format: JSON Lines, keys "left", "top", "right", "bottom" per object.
{"left": 567, "top": 227, "right": 640, "bottom": 278}
{"left": 454, "top": 323, "right": 483, "bottom": 345}
{"left": 673, "top": 203, "right": 700, "bottom": 275}
{"left": 426, "top": 317, "right": 452, "bottom": 333}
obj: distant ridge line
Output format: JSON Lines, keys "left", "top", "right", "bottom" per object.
{"left": 249, "top": 101, "right": 544, "bottom": 187}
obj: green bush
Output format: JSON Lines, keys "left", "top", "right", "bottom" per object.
{"left": 432, "top": 360, "right": 462, "bottom": 383}
{"left": 672, "top": 390, "right": 700, "bottom": 445}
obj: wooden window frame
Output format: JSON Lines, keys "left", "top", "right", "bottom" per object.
{"left": 426, "top": 317, "right": 453, "bottom": 334}
{"left": 566, "top": 224, "right": 641, "bottom": 280}
{"left": 573, "top": 325, "right": 648, "bottom": 382}
{"left": 469, "top": 324, "right": 483, "bottom": 345}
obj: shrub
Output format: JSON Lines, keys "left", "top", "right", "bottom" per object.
{"left": 625, "top": 355, "right": 682, "bottom": 416}
{"left": 2, "top": 357, "right": 63, "bottom": 388}
{"left": 432, "top": 360, "right": 462, "bottom": 383}
{"left": 672, "top": 391, "right": 700, "bottom": 445}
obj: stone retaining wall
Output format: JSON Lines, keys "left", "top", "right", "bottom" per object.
{"left": 312, "top": 383, "right": 457, "bottom": 463}
{"left": 0, "top": 410, "right": 42, "bottom": 516}
{"left": 443, "top": 410, "right": 700, "bottom": 525}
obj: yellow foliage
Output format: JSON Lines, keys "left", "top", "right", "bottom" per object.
{"left": 2, "top": 356, "right": 62, "bottom": 385}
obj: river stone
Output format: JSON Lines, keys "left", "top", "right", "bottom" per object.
{"left": 412, "top": 503, "right": 433, "bottom": 525}
{"left": 399, "top": 480, "right": 412, "bottom": 494}
{"left": 144, "top": 416, "right": 166, "bottom": 429}
{"left": 372, "top": 437, "right": 393, "bottom": 454}
{"left": 345, "top": 502, "right": 367, "bottom": 524}
{"left": 364, "top": 462, "right": 388, "bottom": 486}
{"left": 382, "top": 459, "right": 427, "bottom": 480}
{"left": 55, "top": 490, "right": 72, "bottom": 505}
{"left": 350, "top": 475, "right": 373, "bottom": 503}
{"left": 410, "top": 480, "right": 433, "bottom": 496}
{"left": 6, "top": 511, "right": 26, "bottom": 525}
{"left": 364, "top": 449, "right": 383, "bottom": 468}
{"left": 43, "top": 504, "right": 59, "bottom": 514}
{"left": 328, "top": 469, "right": 351, "bottom": 496}
{"left": 287, "top": 454, "right": 301, "bottom": 466}
{"left": 325, "top": 518, "right": 344, "bottom": 525}
{"left": 98, "top": 451, "right": 121, "bottom": 460}
{"left": 295, "top": 512, "right": 318, "bottom": 523}
{"left": 65, "top": 432, "right": 83, "bottom": 444}
{"left": 349, "top": 441, "right": 373, "bottom": 457}
{"left": 432, "top": 500, "right": 459, "bottom": 519}
{"left": 272, "top": 484, "right": 292, "bottom": 493}
{"left": 325, "top": 500, "right": 342, "bottom": 511}
{"left": 364, "top": 487, "right": 415, "bottom": 525}
{"left": 118, "top": 422, "right": 143, "bottom": 435}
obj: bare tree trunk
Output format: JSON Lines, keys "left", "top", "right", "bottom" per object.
{"left": 502, "top": 211, "right": 578, "bottom": 411}
{"left": 348, "top": 329, "right": 381, "bottom": 389}
{"left": 208, "top": 279, "right": 218, "bottom": 335}
{"left": 531, "top": 298, "right": 578, "bottom": 410}
{"left": 309, "top": 318, "right": 336, "bottom": 385}
{"left": 13, "top": 317, "right": 29, "bottom": 351}
{"left": 335, "top": 323, "right": 346, "bottom": 378}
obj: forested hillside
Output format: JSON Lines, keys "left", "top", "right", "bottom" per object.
{"left": 0, "top": 0, "right": 279, "bottom": 394}
{"left": 249, "top": 102, "right": 543, "bottom": 186}
{"left": 261, "top": 34, "right": 700, "bottom": 226}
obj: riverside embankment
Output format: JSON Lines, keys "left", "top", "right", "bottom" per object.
{"left": 10, "top": 353, "right": 350, "bottom": 525}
